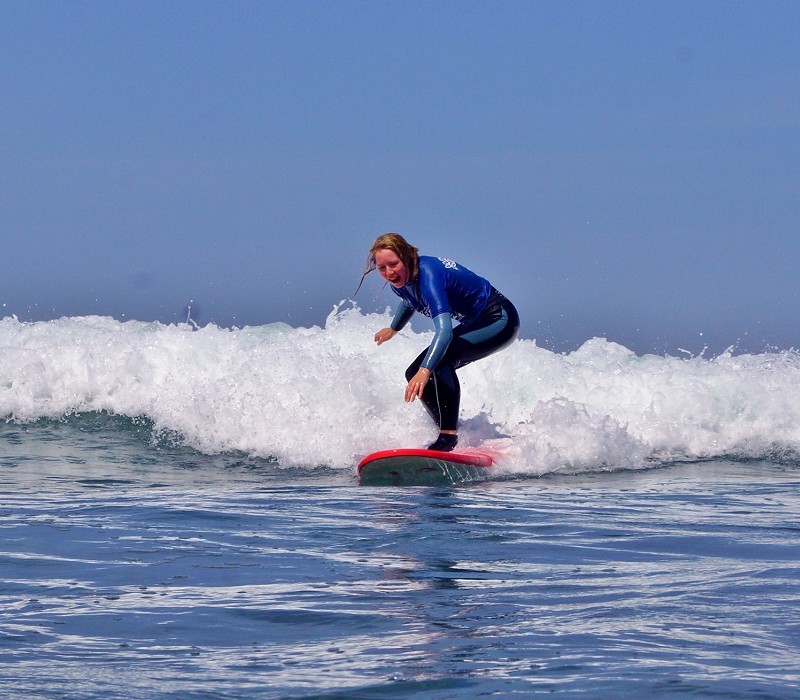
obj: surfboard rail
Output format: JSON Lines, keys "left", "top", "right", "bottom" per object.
{"left": 358, "top": 447, "right": 494, "bottom": 486}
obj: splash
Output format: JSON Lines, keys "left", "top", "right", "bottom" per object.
{"left": 2, "top": 306, "right": 800, "bottom": 473}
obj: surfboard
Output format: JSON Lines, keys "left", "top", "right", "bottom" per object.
{"left": 358, "top": 448, "right": 494, "bottom": 486}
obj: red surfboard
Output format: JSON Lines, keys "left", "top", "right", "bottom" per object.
{"left": 358, "top": 448, "right": 494, "bottom": 486}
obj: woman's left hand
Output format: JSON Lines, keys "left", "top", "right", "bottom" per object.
{"left": 405, "top": 368, "right": 432, "bottom": 403}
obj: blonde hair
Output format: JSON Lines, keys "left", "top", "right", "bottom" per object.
{"left": 355, "top": 233, "right": 419, "bottom": 295}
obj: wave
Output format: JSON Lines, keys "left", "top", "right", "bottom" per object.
{"left": 2, "top": 304, "right": 800, "bottom": 474}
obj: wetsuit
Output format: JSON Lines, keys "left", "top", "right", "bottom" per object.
{"left": 390, "top": 256, "right": 520, "bottom": 431}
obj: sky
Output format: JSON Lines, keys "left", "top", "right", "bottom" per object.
{"left": 1, "top": 0, "right": 799, "bottom": 356}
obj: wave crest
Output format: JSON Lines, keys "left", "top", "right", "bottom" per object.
{"left": 3, "top": 307, "right": 800, "bottom": 472}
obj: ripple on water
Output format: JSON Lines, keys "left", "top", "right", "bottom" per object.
{"left": 1, "top": 458, "right": 800, "bottom": 697}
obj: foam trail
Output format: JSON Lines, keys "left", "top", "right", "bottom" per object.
{"left": 2, "top": 306, "right": 800, "bottom": 473}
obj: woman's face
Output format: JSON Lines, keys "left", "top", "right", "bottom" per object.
{"left": 374, "top": 248, "right": 409, "bottom": 287}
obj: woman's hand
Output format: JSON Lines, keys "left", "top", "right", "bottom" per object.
{"left": 374, "top": 328, "right": 397, "bottom": 345}
{"left": 405, "top": 367, "right": 432, "bottom": 403}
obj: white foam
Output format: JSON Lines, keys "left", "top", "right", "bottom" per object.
{"left": 2, "top": 305, "right": 800, "bottom": 472}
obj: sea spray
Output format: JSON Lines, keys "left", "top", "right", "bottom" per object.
{"left": 2, "top": 306, "right": 800, "bottom": 473}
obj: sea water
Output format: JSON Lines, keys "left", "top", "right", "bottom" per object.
{"left": 2, "top": 305, "right": 800, "bottom": 698}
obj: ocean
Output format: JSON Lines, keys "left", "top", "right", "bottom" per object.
{"left": 2, "top": 305, "right": 800, "bottom": 698}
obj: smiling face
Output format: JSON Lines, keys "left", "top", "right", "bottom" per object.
{"left": 374, "top": 248, "right": 410, "bottom": 288}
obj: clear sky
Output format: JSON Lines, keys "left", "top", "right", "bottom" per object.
{"left": 2, "top": 0, "right": 798, "bottom": 355}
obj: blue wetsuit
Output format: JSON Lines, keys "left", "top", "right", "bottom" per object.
{"left": 390, "top": 256, "right": 520, "bottom": 432}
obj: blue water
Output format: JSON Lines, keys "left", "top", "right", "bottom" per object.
{"left": 2, "top": 311, "right": 800, "bottom": 697}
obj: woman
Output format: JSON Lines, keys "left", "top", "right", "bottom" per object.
{"left": 360, "top": 233, "right": 519, "bottom": 452}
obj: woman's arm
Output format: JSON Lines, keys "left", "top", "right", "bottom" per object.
{"left": 405, "top": 312, "right": 453, "bottom": 403}
{"left": 374, "top": 298, "right": 415, "bottom": 345}
{"left": 391, "top": 298, "right": 415, "bottom": 331}
{"left": 422, "top": 312, "right": 453, "bottom": 370}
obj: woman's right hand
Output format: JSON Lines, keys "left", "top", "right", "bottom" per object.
{"left": 374, "top": 328, "right": 397, "bottom": 345}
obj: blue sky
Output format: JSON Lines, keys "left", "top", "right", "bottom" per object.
{"left": 2, "top": 0, "right": 798, "bottom": 355}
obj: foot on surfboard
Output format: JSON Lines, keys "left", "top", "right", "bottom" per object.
{"left": 427, "top": 433, "right": 458, "bottom": 452}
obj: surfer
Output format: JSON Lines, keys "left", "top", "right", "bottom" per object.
{"left": 359, "top": 233, "right": 519, "bottom": 452}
